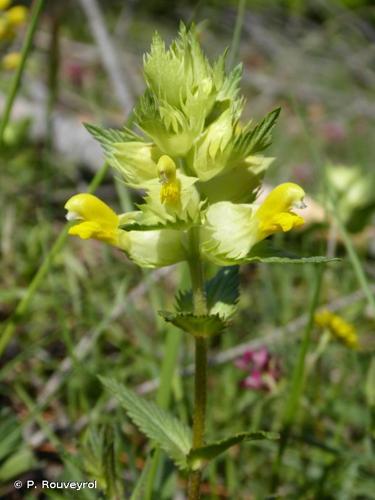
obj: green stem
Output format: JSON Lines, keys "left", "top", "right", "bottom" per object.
{"left": 143, "top": 325, "right": 183, "bottom": 499}
{"left": 0, "top": 162, "right": 110, "bottom": 357}
{"left": 187, "top": 228, "right": 208, "bottom": 500}
{"left": 0, "top": 0, "right": 45, "bottom": 146}
{"left": 328, "top": 203, "right": 375, "bottom": 316}
{"left": 46, "top": 7, "right": 61, "bottom": 150}
{"left": 271, "top": 264, "right": 324, "bottom": 492}
{"left": 228, "top": 0, "right": 247, "bottom": 69}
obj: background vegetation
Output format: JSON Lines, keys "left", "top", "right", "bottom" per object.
{"left": 0, "top": 0, "right": 374, "bottom": 498}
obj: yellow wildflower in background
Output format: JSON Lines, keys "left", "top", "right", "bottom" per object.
{"left": 0, "top": 0, "right": 12, "bottom": 10}
{"left": 5, "top": 5, "right": 27, "bottom": 27}
{"left": 1, "top": 50, "right": 20, "bottom": 69}
{"left": 0, "top": 1, "right": 27, "bottom": 45}
{"left": 315, "top": 310, "right": 359, "bottom": 349}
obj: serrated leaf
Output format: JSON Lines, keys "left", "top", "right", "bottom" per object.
{"left": 84, "top": 123, "right": 140, "bottom": 154}
{"left": 234, "top": 108, "right": 280, "bottom": 159}
{"left": 245, "top": 255, "right": 338, "bottom": 264}
{"left": 83, "top": 123, "right": 131, "bottom": 151}
{"left": 187, "top": 431, "right": 279, "bottom": 470}
{"left": 159, "top": 311, "right": 227, "bottom": 337}
{"left": 217, "top": 63, "right": 243, "bottom": 102}
{"left": 99, "top": 377, "right": 191, "bottom": 470}
{"left": 176, "top": 266, "right": 239, "bottom": 319}
{"left": 212, "top": 242, "right": 340, "bottom": 265}
{"left": 246, "top": 242, "right": 340, "bottom": 264}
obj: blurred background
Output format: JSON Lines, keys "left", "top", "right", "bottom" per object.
{"left": 1, "top": 0, "right": 374, "bottom": 498}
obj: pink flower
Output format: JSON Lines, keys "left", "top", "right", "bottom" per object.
{"left": 235, "top": 347, "right": 281, "bottom": 392}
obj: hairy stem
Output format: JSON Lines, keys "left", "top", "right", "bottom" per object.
{"left": 187, "top": 228, "right": 208, "bottom": 500}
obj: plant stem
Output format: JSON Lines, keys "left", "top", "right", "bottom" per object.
{"left": 188, "top": 337, "right": 208, "bottom": 500}
{"left": 187, "top": 228, "right": 208, "bottom": 500}
{"left": 228, "top": 0, "right": 247, "bottom": 69}
{"left": 0, "top": 0, "right": 45, "bottom": 146}
{"left": 45, "top": 6, "right": 61, "bottom": 150}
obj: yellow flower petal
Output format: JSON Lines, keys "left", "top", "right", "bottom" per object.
{"left": 65, "top": 193, "right": 119, "bottom": 245}
{"left": 256, "top": 183, "right": 306, "bottom": 239}
{"left": 259, "top": 212, "right": 304, "bottom": 234}
{"left": 65, "top": 193, "right": 118, "bottom": 226}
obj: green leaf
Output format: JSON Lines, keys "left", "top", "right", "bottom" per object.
{"left": 245, "top": 242, "right": 340, "bottom": 264}
{"left": 212, "top": 242, "right": 340, "bottom": 265}
{"left": 0, "top": 411, "right": 22, "bottom": 462}
{"left": 176, "top": 266, "right": 240, "bottom": 319}
{"left": 99, "top": 377, "right": 191, "bottom": 470}
{"left": 0, "top": 448, "right": 34, "bottom": 482}
{"left": 187, "top": 431, "right": 279, "bottom": 470}
{"left": 129, "top": 456, "right": 152, "bottom": 500}
{"left": 159, "top": 311, "right": 227, "bottom": 337}
{"left": 206, "top": 266, "right": 239, "bottom": 318}
{"left": 84, "top": 123, "right": 140, "bottom": 154}
{"left": 234, "top": 108, "right": 280, "bottom": 159}
{"left": 217, "top": 63, "right": 243, "bottom": 102}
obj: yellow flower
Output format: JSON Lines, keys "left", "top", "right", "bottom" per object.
{"left": 5, "top": 5, "right": 27, "bottom": 26}
{"left": 255, "top": 183, "right": 306, "bottom": 239}
{"left": 1, "top": 51, "right": 20, "bottom": 70}
{"left": 0, "top": 0, "right": 11, "bottom": 11}
{"left": 201, "top": 182, "right": 306, "bottom": 265}
{"left": 65, "top": 193, "right": 120, "bottom": 246}
{"left": 315, "top": 309, "right": 359, "bottom": 349}
{"left": 64, "top": 193, "right": 187, "bottom": 268}
{"left": 157, "top": 155, "right": 181, "bottom": 205}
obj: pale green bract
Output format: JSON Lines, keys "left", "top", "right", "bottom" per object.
{"left": 65, "top": 24, "right": 314, "bottom": 269}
